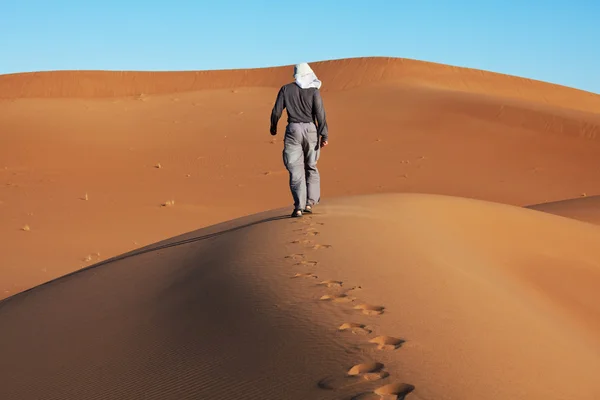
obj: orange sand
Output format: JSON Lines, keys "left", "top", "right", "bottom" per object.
{"left": 1, "top": 57, "right": 599, "bottom": 399}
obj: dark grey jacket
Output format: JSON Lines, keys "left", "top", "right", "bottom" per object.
{"left": 270, "top": 83, "right": 329, "bottom": 141}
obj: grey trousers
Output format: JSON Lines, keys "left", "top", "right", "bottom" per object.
{"left": 283, "top": 122, "right": 321, "bottom": 210}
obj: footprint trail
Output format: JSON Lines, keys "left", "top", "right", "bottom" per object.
{"left": 286, "top": 214, "right": 414, "bottom": 398}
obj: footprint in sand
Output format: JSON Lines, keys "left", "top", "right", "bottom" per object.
{"left": 374, "top": 382, "right": 415, "bottom": 398}
{"left": 285, "top": 253, "right": 305, "bottom": 261}
{"left": 348, "top": 362, "right": 389, "bottom": 381}
{"left": 318, "top": 362, "right": 388, "bottom": 391}
{"left": 318, "top": 280, "right": 343, "bottom": 288}
{"left": 295, "top": 260, "right": 318, "bottom": 267}
{"left": 312, "top": 244, "right": 332, "bottom": 250}
{"left": 368, "top": 336, "right": 404, "bottom": 351}
{"left": 320, "top": 293, "right": 355, "bottom": 303}
{"left": 305, "top": 231, "right": 320, "bottom": 237}
{"left": 290, "top": 239, "right": 314, "bottom": 245}
{"left": 351, "top": 382, "right": 415, "bottom": 400}
{"left": 354, "top": 304, "right": 385, "bottom": 316}
{"left": 291, "top": 273, "right": 317, "bottom": 279}
{"left": 338, "top": 322, "right": 373, "bottom": 335}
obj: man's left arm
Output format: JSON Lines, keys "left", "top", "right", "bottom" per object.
{"left": 313, "top": 90, "right": 328, "bottom": 144}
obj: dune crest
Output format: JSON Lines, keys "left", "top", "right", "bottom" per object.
{"left": 1, "top": 57, "right": 600, "bottom": 113}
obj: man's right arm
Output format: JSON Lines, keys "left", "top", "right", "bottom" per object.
{"left": 313, "top": 90, "right": 328, "bottom": 142}
{"left": 270, "top": 87, "right": 285, "bottom": 135}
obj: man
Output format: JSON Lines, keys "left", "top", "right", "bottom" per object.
{"left": 270, "top": 62, "right": 329, "bottom": 218}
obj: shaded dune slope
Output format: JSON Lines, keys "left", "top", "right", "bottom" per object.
{"left": 528, "top": 195, "right": 600, "bottom": 224}
{"left": 1, "top": 194, "right": 599, "bottom": 400}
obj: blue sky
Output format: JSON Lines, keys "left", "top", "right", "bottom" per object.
{"left": 1, "top": 0, "right": 598, "bottom": 93}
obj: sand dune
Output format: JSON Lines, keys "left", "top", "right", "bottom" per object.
{"left": 2, "top": 57, "right": 600, "bottom": 300}
{"left": 528, "top": 195, "right": 600, "bottom": 225}
{"left": 2, "top": 57, "right": 600, "bottom": 113}
{"left": 1, "top": 57, "right": 600, "bottom": 399}
{"left": 1, "top": 194, "right": 599, "bottom": 400}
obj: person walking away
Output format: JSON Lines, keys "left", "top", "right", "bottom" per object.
{"left": 270, "top": 62, "right": 329, "bottom": 218}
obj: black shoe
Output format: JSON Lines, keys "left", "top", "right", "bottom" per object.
{"left": 304, "top": 205, "right": 313, "bottom": 214}
{"left": 291, "top": 209, "right": 303, "bottom": 218}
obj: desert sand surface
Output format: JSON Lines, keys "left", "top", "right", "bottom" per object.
{"left": 1, "top": 194, "right": 600, "bottom": 399}
{"left": 1, "top": 57, "right": 600, "bottom": 399}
